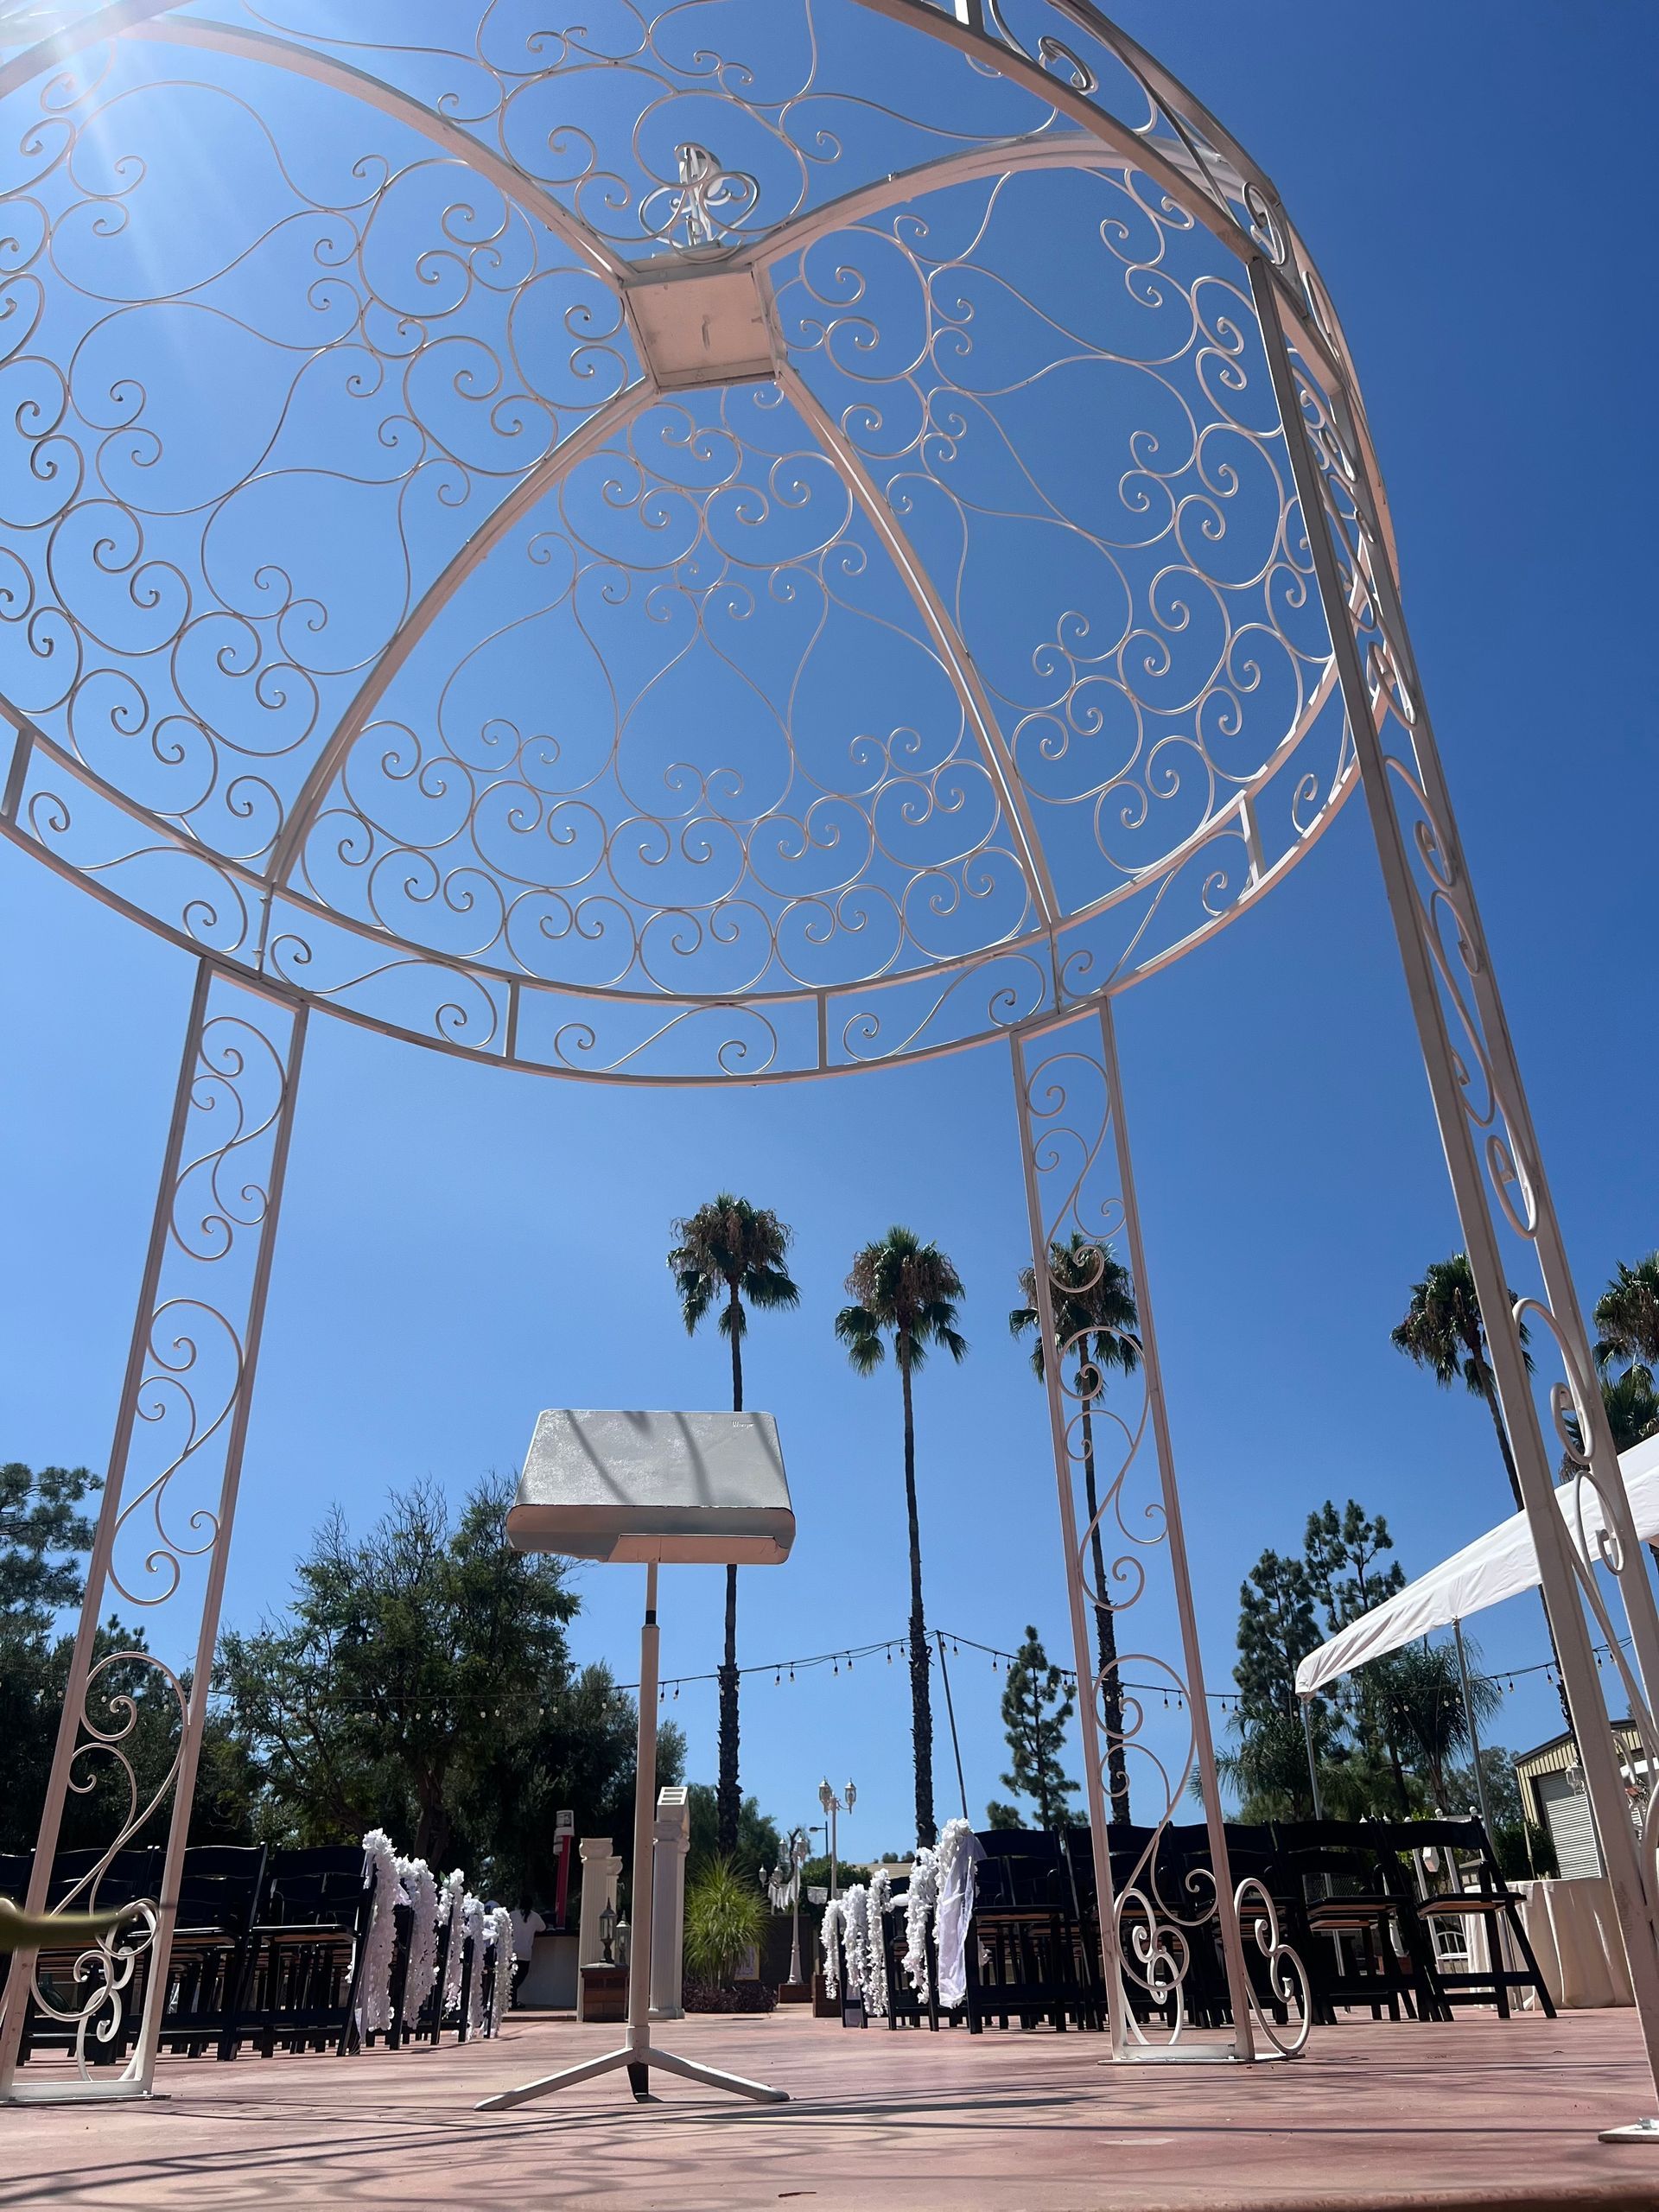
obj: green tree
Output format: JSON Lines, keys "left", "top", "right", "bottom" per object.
{"left": 1010, "top": 1236, "right": 1137, "bottom": 1825}
{"left": 1593, "top": 1254, "right": 1659, "bottom": 1383}
{"left": 1233, "top": 1549, "right": 1319, "bottom": 1724}
{"left": 1303, "top": 1500, "right": 1406, "bottom": 1632}
{"left": 1370, "top": 1639, "right": 1499, "bottom": 1807}
{"left": 683, "top": 1856, "right": 767, "bottom": 1988}
{"left": 1303, "top": 1498, "right": 1411, "bottom": 1796}
{"left": 1393, "top": 1254, "right": 1567, "bottom": 1721}
{"left": 836, "top": 1226, "right": 967, "bottom": 1848}
{"left": 216, "top": 1475, "right": 681, "bottom": 1897}
{"left": 1391, "top": 1255, "right": 1533, "bottom": 1508}
{"left": 685, "top": 1783, "right": 780, "bottom": 1887}
{"left": 668, "top": 1193, "right": 800, "bottom": 1857}
{"left": 985, "top": 1625, "right": 1080, "bottom": 1830}
{"left": 0, "top": 1461, "right": 99, "bottom": 1625}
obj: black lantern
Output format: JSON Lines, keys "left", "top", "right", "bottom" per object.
{"left": 599, "top": 1900, "right": 616, "bottom": 1965}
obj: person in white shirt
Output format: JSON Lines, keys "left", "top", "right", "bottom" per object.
{"left": 509, "top": 1899, "right": 545, "bottom": 1999}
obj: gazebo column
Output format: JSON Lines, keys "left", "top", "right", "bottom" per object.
{"left": 1012, "top": 1001, "right": 1290, "bottom": 2063}
{"left": 1252, "top": 252, "right": 1659, "bottom": 2118}
{"left": 0, "top": 957, "right": 307, "bottom": 2103}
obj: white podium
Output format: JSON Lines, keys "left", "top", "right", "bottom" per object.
{"left": 480, "top": 1410, "right": 794, "bottom": 2112}
{"left": 650, "top": 1788, "right": 691, "bottom": 2020}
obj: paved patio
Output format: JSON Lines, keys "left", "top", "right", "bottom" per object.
{"left": 3, "top": 2009, "right": 1658, "bottom": 2210}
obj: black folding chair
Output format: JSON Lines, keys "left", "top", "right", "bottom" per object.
{"left": 1271, "top": 1821, "right": 1443, "bottom": 2024}
{"left": 1382, "top": 1817, "right": 1556, "bottom": 2019}
{"left": 158, "top": 1843, "right": 269, "bottom": 2061}
{"left": 247, "top": 1846, "right": 377, "bottom": 2056}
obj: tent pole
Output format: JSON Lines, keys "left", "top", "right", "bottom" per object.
{"left": 1300, "top": 1697, "right": 1324, "bottom": 1821}
{"left": 1452, "top": 1619, "right": 1496, "bottom": 1839}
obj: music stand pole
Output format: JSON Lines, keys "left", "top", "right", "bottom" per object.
{"left": 479, "top": 1561, "right": 786, "bottom": 2111}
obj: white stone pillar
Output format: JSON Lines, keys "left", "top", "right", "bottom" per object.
{"left": 575, "top": 1836, "right": 620, "bottom": 2020}
{"left": 649, "top": 1786, "right": 691, "bottom": 2019}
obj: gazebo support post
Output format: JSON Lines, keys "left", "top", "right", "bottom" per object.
{"left": 1013, "top": 1003, "right": 1273, "bottom": 2063}
{"left": 0, "top": 959, "right": 308, "bottom": 2104}
{"left": 1251, "top": 253, "right": 1659, "bottom": 2130}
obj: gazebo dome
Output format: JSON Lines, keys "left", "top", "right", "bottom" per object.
{"left": 0, "top": 1, "right": 1366, "bottom": 1077}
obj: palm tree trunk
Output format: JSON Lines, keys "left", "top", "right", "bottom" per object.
{"left": 717, "top": 1281, "right": 744, "bottom": 1857}
{"left": 901, "top": 1355, "right": 936, "bottom": 1848}
{"left": 1081, "top": 1392, "right": 1132, "bottom": 1827}
{"left": 1481, "top": 1378, "right": 1573, "bottom": 1731}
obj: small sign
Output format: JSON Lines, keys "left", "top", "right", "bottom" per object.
{"left": 554, "top": 1808, "right": 575, "bottom": 1836}
{"left": 807, "top": 1885, "right": 829, "bottom": 1905}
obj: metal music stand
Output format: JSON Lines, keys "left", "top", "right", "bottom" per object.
{"left": 478, "top": 1408, "right": 794, "bottom": 2112}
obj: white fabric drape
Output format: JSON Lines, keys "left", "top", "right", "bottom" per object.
{"left": 1296, "top": 1432, "right": 1659, "bottom": 1696}
{"left": 932, "top": 1821, "right": 981, "bottom": 2010}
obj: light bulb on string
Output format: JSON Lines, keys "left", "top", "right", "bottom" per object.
{"left": 847, "top": 1655, "right": 854, "bottom": 1670}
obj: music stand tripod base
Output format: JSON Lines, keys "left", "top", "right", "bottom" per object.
{"left": 478, "top": 1410, "right": 795, "bottom": 2114}
{"left": 479, "top": 2040, "right": 787, "bottom": 2109}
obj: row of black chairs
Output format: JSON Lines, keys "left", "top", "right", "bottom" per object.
{"left": 0, "top": 1844, "right": 505, "bottom": 2066}
{"left": 871, "top": 1818, "right": 1554, "bottom": 2037}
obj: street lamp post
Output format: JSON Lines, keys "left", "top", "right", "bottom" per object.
{"left": 817, "top": 1779, "right": 855, "bottom": 1901}
{"left": 761, "top": 1828, "right": 810, "bottom": 1994}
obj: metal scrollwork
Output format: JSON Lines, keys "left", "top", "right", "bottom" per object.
{"left": 1014, "top": 1005, "right": 1272, "bottom": 2058}
{"left": 0, "top": 964, "right": 305, "bottom": 2097}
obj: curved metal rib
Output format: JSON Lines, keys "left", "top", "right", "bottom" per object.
{"left": 265, "top": 378, "right": 655, "bottom": 886}
{"left": 130, "top": 14, "right": 634, "bottom": 288}
{"left": 777, "top": 361, "right": 1058, "bottom": 933}
{"left": 0, "top": 0, "right": 181, "bottom": 100}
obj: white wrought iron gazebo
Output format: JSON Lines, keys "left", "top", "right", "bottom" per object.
{"left": 3, "top": 0, "right": 1657, "bottom": 2131}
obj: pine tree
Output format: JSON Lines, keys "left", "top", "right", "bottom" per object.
{"left": 985, "top": 1625, "right": 1081, "bottom": 1831}
{"left": 1303, "top": 1499, "right": 1406, "bottom": 1632}
{"left": 1233, "top": 1550, "right": 1319, "bottom": 1724}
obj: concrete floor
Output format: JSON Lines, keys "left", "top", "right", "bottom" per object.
{"left": 3, "top": 2009, "right": 1659, "bottom": 2210}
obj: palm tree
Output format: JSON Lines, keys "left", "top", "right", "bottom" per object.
{"left": 1594, "top": 1255, "right": 1659, "bottom": 1386}
{"left": 1391, "top": 1254, "right": 1533, "bottom": 1507}
{"left": 1391, "top": 1252, "right": 1567, "bottom": 1722}
{"left": 836, "top": 1227, "right": 966, "bottom": 1848}
{"left": 1010, "top": 1234, "right": 1138, "bottom": 1826}
{"left": 669, "top": 1194, "right": 799, "bottom": 1856}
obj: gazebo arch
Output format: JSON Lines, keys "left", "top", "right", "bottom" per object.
{"left": 1, "top": 0, "right": 1655, "bottom": 2117}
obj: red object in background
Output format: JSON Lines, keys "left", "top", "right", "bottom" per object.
{"left": 552, "top": 1827, "right": 573, "bottom": 1931}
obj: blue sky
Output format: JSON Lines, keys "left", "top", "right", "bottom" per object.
{"left": 3, "top": 0, "right": 1656, "bottom": 1859}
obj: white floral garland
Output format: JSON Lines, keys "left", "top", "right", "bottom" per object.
{"left": 487, "top": 1904, "right": 515, "bottom": 2033}
{"left": 865, "top": 1867, "right": 892, "bottom": 2018}
{"left": 903, "top": 1847, "right": 939, "bottom": 1999}
{"left": 440, "top": 1869, "right": 468, "bottom": 2012}
{"left": 462, "top": 1893, "right": 486, "bottom": 2037}
{"left": 841, "top": 1885, "right": 869, "bottom": 2001}
{"left": 358, "top": 1829, "right": 404, "bottom": 2037}
{"left": 398, "top": 1858, "right": 438, "bottom": 2030}
{"left": 819, "top": 1897, "right": 844, "bottom": 1999}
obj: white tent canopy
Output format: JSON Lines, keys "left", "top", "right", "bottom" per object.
{"left": 1295, "top": 1432, "right": 1659, "bottom": 1699}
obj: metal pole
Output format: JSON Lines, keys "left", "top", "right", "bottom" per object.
{"left": 1251, "top": 251, "right": 1659, "bottom": 2122}
{"left": 625, "top": 1561, "right": 659, "bottom": 2099}
{"left": 1452, "top": 1620, "right": 1495, "bottom": 1839}
{"left": 936, "top": 1631, "right": 970, "bottom": 1821}
{"left": 1300, "top": 1698, "right": 1325, "bottom": 1821}
{"left": 0, "top": 963, "right": 307, "bottom": 2104}
{"left": 1096, "top": 999, "right": 1256, "bottom": 2062}
{"left": 829, "top": 1802, "right": 837, "bottom": 1904}
{"left": 1010, "top": 1030, "right": 1130, "bottom": 2058}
